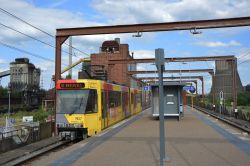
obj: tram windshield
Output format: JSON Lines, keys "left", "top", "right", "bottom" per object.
{"left": 56, "top": 90, "right": 97, "bottom": 114}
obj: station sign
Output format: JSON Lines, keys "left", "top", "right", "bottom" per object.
{"left": 183, "top": 86, "right": 195, "bottom": 91}
{"left": 143, "top": 86, "right": 151, "bottom": 91}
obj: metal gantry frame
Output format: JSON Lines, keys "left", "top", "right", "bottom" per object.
{"left": 55, "top": 16, "right": 250, "bottom": 141}
{"left": 116, "top": 58, "right": 234, "bottom": 108}
{"left": 127, "top": 69, "right": 214, "bottom": 75}
{"left": 56, "top": 16, "right": 250, "bottom": 84}
{"left": 108, "top": 55, "right": 236, "bottom": 64}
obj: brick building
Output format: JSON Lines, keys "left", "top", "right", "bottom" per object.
{"left": 90, "top": 38, "right": 138, "bottom": 88}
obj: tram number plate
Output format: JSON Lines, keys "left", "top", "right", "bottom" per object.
{"left": 75, "top": 117, "right": 82, "bottom": 121}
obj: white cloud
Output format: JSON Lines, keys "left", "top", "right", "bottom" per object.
{"left": 36, "top": 61, "right": 54, "bottom": 72}
{"left": 136, "top": 65, "right": 146, "bottom": 71}
{"left": 91, "top": 0, "right": 250, "bottom": 25}
{"left": 0, "top": 0, "right": 103, "bottom": 45}
{"left": 196, "top": 40, "right": 241, "bottom": 47}
{"left": 131, "top": 50, "right": 155, "bottom": 59}
{"left": 0, "top": 67, "right": 9, "bottom": 72}
{"left": 49, "top": 0, "right": 69, "bottom": 8}
{"left": 0, "top": 58, "right": 8, "bottom": 64}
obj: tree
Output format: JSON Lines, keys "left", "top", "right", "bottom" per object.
{"left": 65, "top": 74, "right": 72, "bottom": 79}
{"left": 0, "top": 86, "right": 8, "bottom": 97}
{"left": 237, "top": 92, "right": 250, "bottom": 106}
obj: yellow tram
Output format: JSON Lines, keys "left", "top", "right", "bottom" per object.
{"left": 56, "top": 79, "right": 142, "bottom": 140}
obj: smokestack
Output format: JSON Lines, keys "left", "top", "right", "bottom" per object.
{"left": 69, "top": 37, "right": 72, "bottom": 77}
{"left": 115, "top": 38, "right": 120, "bottom": 44}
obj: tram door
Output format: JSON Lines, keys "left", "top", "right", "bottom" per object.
{"left": 101, "top": 91, "right": 108, "bottom": 129}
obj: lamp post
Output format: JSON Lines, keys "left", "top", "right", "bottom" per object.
{"left": 8, "top": 89, "right": 11, "bottom": 117}
{"left": 155, "top": 48, "right": 169, "bottom": 166}
{"left": 6, "top": 87, "right": 11, "bottom": 128}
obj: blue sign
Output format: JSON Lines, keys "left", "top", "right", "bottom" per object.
{"left": 143, "top": 86, "right": 151, "bottom": 91}
{"left": 183, "top": 86, "right": 195, "bottom": 91}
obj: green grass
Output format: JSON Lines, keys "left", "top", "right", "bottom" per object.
{"left": 0, "top": 107, "right": 53, "bottom": 126}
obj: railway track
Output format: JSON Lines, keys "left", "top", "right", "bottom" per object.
{"left": 2, "top": 139, "right": 71, "bottom": 166}
{"left": 192, "top": 105, "right": 250, "bottom": 133}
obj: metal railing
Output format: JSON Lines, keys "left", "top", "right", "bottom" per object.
{"left": 195, "top": 102, "right": 250, "bottom": 122}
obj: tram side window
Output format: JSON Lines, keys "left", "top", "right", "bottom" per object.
{"left": 136, "top": 94, "right": 141, "bottom": 104}
{"left": 122, "top": 92, "right": 128, "bottom": 105}
{"left": 131, "top": 93, "right": 134, "bottom": 104}
{"left": 108, "top": 91, "right": 121, "bottom": 108}
{"left": 85, "top": 90, "right": 98, "bottom": 113}
{"left": 134, "top": 93, "right": 137, "bottom": 108}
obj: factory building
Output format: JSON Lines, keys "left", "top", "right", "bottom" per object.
{"left": 211, "top": 59, "right": 244, "bottom": 100}
{"left": 9, "top": 58, "right": 41, "bottom": 106}
{"left": 10, "top": 58, "right": 40, "bottom": 91}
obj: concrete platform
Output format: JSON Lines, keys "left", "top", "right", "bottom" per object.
{"left": 34, "top": 107, "right": 250, "bottom": 166}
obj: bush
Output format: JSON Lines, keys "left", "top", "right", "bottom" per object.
{"left": 6, "top": 107, "right": 52, "bottom": 123}
{"left": 0, "top": 86, "right": 8, "bottom": 97}
{"left": 238, "top": 92, "right": 250, "bottom": 106}
{"left": 33, "top": 110, "right": 49, "bottom": 122}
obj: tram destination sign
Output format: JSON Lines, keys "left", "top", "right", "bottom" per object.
{"left": 60, "top": 83, "right": 85, "bottom": 89}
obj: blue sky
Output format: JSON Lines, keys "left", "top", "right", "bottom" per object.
{"left": 0, "top": 0, "right": 250, "bottom": 94}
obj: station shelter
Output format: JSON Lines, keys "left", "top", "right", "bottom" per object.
{"left": 151, "top": 82, "right": 186, "bottom": 120}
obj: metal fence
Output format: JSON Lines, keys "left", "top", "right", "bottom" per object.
{"left": 195, "top": 102, "right": 250, "bottom": 122}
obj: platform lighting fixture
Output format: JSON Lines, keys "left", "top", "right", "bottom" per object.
{"left": 190, "top": 27, "right": 202, "bottom": 35}
{"left": 132, "top": 31, "right": 142, "bottom": 37}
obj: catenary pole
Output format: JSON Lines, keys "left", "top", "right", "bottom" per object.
{"left": 155, "top": 48, "right": 168, "bottom": 166}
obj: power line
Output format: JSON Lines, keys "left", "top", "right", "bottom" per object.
{"left": 0, "top": 22, "right": 80, "bottom": 59}
{"left": 0, "top": 7, "right": 53, "bottom": 37}
{"left": 0, "top": 41, "right": 82, "bottom": 70}
{"left": 238, "top": 50, "right": 250, "bottom": 61}
{"left": 0, "top": 40, "right": 54, "bottom": 63}
{"left": 0, "top": 7, "right": 89, "bottom": 57}
{"left": 238, "top": 54, "right": 250, "bottom": 65}
{"left": 234, "top": 47, "right": 250, "bottom": 58}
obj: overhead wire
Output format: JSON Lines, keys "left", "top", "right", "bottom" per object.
{"left": 0, "top": 40, "right": 71, "bottom": 67}
{"left": 238, "top": 55, "right": 250, "bottom": 65}
{"left": 0, "top": 7, "right": 90, "bottom": 57}
{"left": 0, "top": 22, "right": 75, "bottom": 57}
{"left": 0, "top": 40, "right": 54, "bottom": 63}
{"left": 238, "top": 50, "right": 250, "bottom": 61}
{"left": 0, "top": 26, "right": 82, "bottom": 71}
{"left": 0, "top": 8, "right": 85, "bottom": 71}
